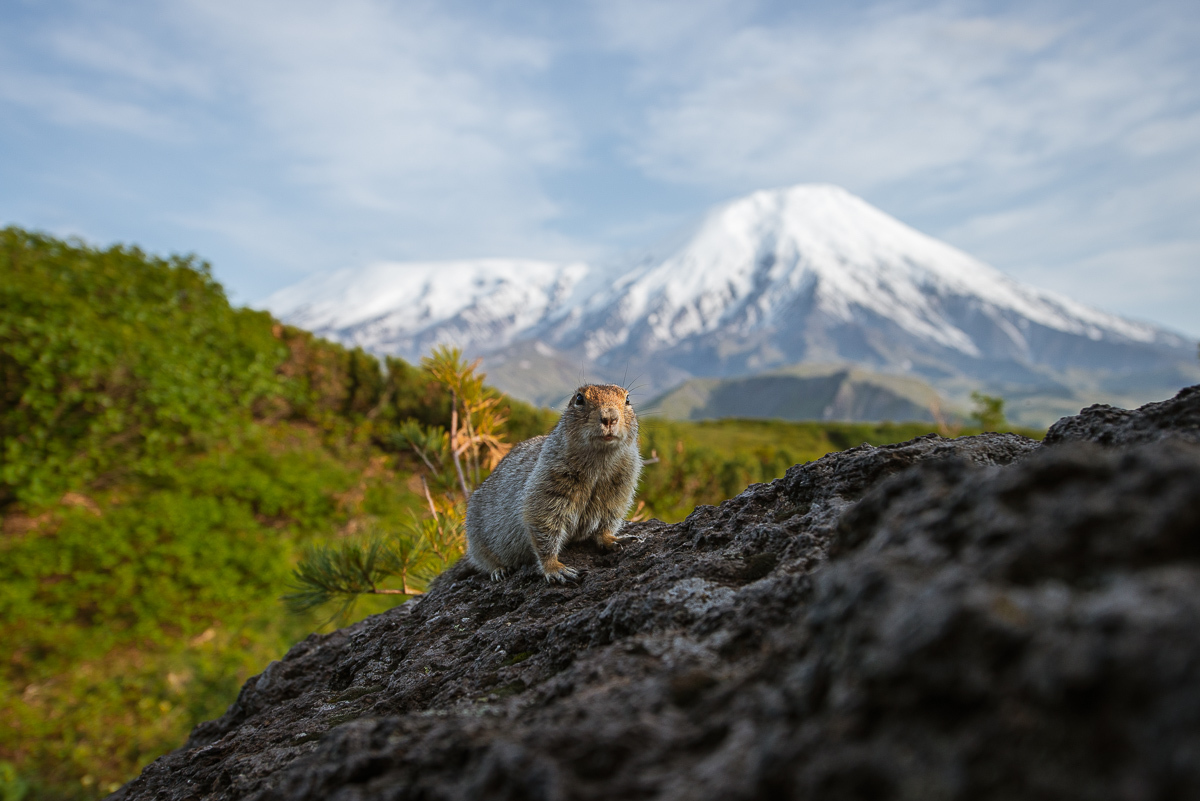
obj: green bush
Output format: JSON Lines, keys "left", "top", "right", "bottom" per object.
{"left": 1, "top": 228, "right": 287, "bottom": 507}
{"left": 0, "top": 426, "right": 385, "bottom": 795}
{"left": 0, "top": 229, "right": 429, "bottom": 798}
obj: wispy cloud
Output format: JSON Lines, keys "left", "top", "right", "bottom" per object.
{"left": 43, "top": 22, "right": 212, "bottom": 96}
{"left": 0, "top": 0, "right": 1197, "bottom": 334}
{"left": 172, "top": 0, "right": 573, "bottom": 217}
{"left": 606, "top": 2, "right": 1198, "bottom": 196}
{"left": 588, "top": 0, "right": 1200, "bottom": 333}
{"left": 1, "top": 0, "right": 582, "bottom": 269}
{"left": 0, "top": 71, "right": 180, "bottom": 138}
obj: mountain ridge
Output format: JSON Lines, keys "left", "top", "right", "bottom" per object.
{"left": 650, "top": 363, "right": 947, "bottom": 424}
{"left": 267, "top": 184, "right": 1197, "bottom": 425}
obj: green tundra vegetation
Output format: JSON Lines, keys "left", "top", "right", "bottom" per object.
{"left": 0, "top": 228, "right": 517, "bottom": 799}
{"left": 0, "top": 227, "right": 1039, "bottom": 799}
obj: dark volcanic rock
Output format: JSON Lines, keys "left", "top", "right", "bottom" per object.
{"left": 114, "top": 390, "right": 1200, "bottom": 801}
{"left": 1045, "top": 384, "right": 1200, "bottom": 446}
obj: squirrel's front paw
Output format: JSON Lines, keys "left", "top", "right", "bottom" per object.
{"left": 489, "top": 567, "right": 508, "bottom": 582}
{"left": 541, "top": 560, "right": 579, "bottom": 583}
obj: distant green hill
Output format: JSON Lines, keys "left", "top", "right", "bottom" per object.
{"left": 650, "top": 363, "right": 953, "bottom": 423}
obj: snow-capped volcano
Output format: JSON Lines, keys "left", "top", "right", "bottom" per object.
{"left": 266, "top": 184, "right": 1195, "bottom": 423}
{"left": 546, "top": 185, "right": 1167, "bottom": 362}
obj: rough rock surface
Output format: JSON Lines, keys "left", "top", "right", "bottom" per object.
{"left": 115, "top": 388, "right": 1200, "bottom": 801}
{"left": 1045, "top": 384, "right": 1200, "bottom": 446}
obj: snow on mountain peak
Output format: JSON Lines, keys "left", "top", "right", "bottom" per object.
{"left": 589, "top": 182, "right": 1162, "bottom": 356}
{"left": 264, "top": 183, "right": 1180, "bottom": 388}
{"left": 266, "top": 259, "right": 588, "bottom": 338}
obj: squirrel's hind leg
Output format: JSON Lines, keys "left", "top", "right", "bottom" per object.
{"left": 466, "top": 536, "right": 509, "bottom": 580}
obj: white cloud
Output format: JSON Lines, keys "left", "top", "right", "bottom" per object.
{"left": 1, "top": 0, "right": 582, "bottom": 271}
{"left": 0, "top": 70, "right": 184, "bottom": 138}
{"left": 44, "top": 23, "right": 212, "bottom": 96}
{"left": 166, "top": 0, "right": 574, "bottom": 233}
{"left": 0, "top": 9, "right": 210, "bottom": 140}
{"left": 1, "top": 0, "right": 1197, "bottom": 331}
{"left": 613, "top": 5, "right": 1197, "bottom": 198}
{"left": 590, "top": 0, "right": 1200, "bottom": 334}
{"left": 591, "top": 0, "right": 750, "bottom": 58}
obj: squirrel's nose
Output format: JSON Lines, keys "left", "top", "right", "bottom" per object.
{"left": 600, "top": 408, "right": 618, "bottom": 427}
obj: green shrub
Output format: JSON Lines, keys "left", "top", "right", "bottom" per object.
{"left": 0, "top": 229, "right": 430, "bottom": 798}
{"left": 0, "top": 228, "right": 287, "bottom": 507}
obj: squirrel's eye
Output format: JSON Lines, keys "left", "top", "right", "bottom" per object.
{"left": 625, "top": 397, "right": 631, "bottom": 405}
{"left": 574, "top": 393, "right": 585, "bottom": 406}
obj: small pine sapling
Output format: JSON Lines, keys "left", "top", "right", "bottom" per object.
{"left": 284, "top": 346, "right": 509, "bottom": 623}
{"left": 970, "top": 391, "right": 1007, "bottom": 431}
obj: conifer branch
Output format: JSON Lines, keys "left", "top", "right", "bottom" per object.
{"left": 286, "top": 345, "right": 499, "bottom": 623}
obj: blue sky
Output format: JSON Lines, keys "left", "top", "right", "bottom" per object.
{"left": 2, "top": 0, "right": 1198, "bottom": 337}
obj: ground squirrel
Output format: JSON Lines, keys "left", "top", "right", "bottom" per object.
{"left": 466, "top": 384, "right": 642, "bottom": 583}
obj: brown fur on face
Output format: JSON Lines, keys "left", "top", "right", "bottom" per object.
{"left": 464, "top": 383, "right": 642, "bottom": 583}
{"left": 562, "top": 385, "right": 635, "bottom": 446}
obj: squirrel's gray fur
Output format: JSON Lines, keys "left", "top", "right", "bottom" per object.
{"left": 465, "top": 383, "right": 641, "bottom": 583}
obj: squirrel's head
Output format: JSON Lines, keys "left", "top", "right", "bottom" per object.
{"left": 565, "top": 384, "right": 637, "bottom": 446}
